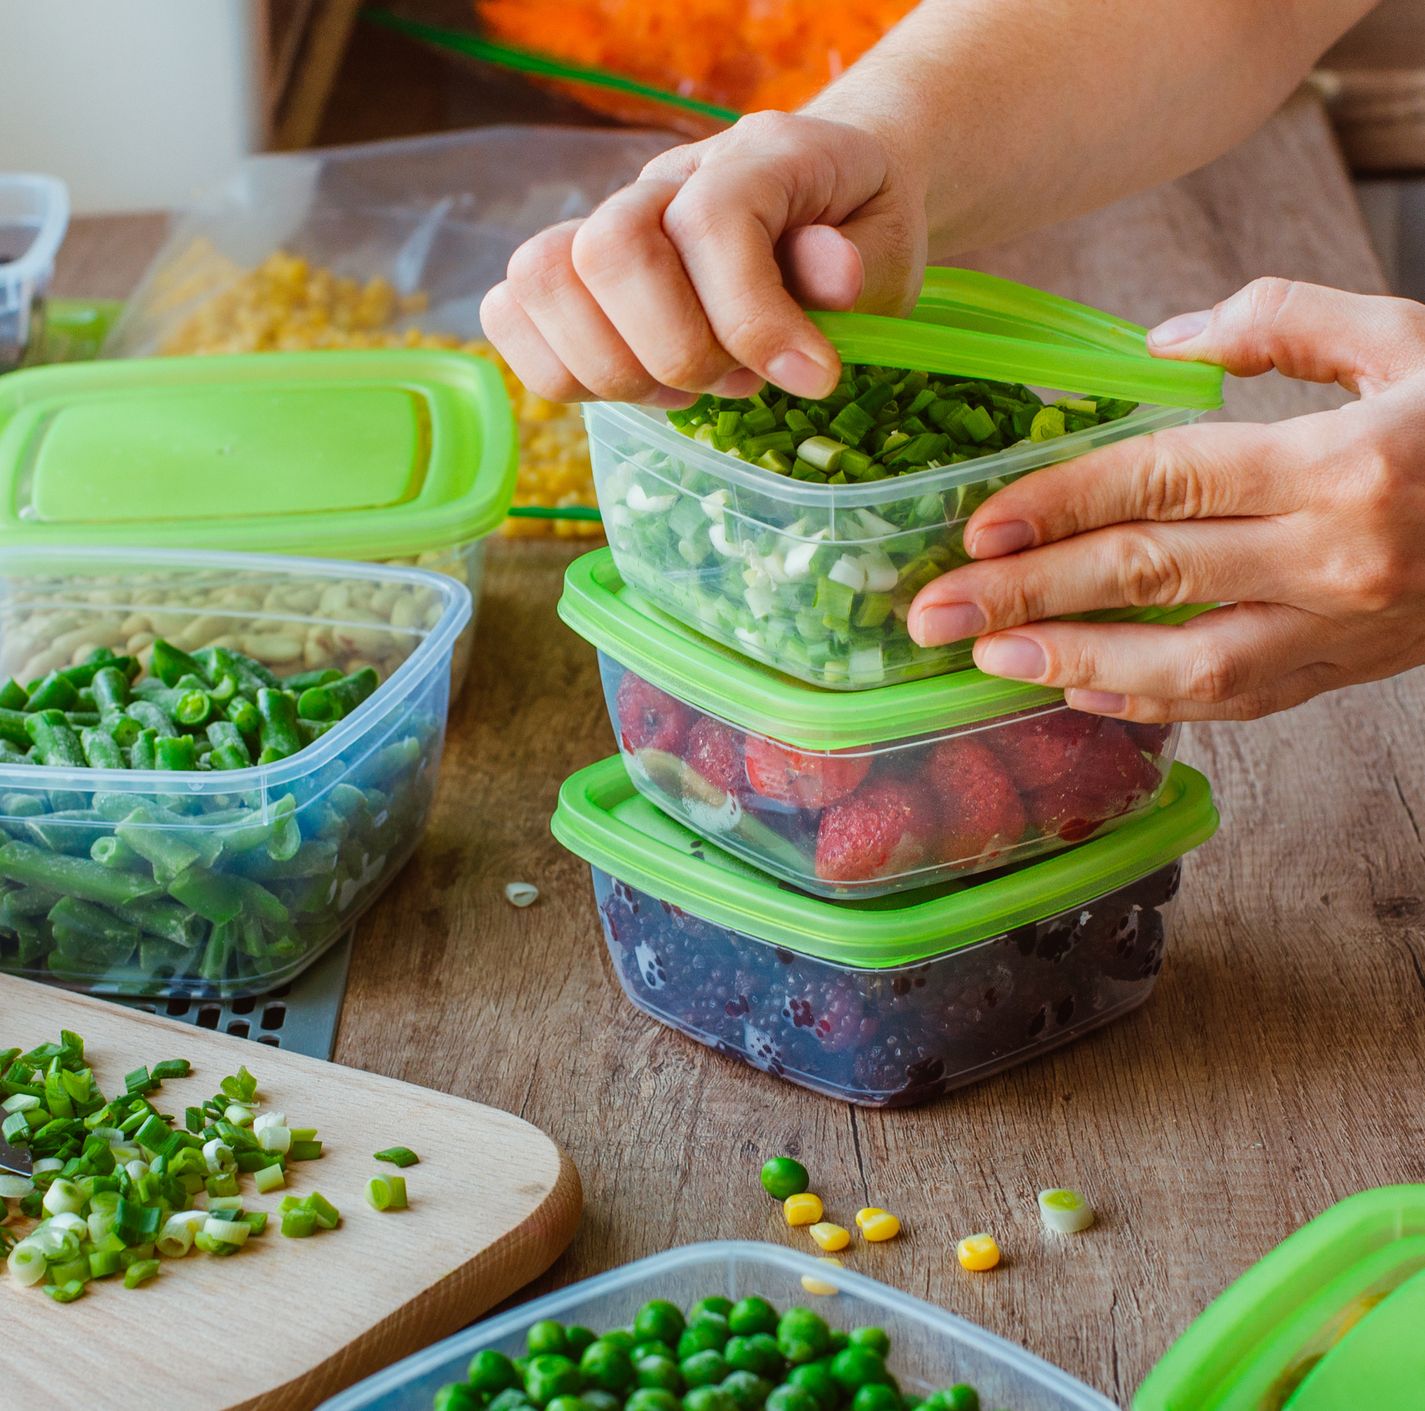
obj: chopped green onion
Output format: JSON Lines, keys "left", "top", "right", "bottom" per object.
{"left": 373, "top": 1146, "right": 420, "bottom": 1168}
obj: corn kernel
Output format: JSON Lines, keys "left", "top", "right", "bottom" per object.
{"left": 784, "top": 1193, "right": 825, "bottom": 1227}
{"left": 957, "top": 1233, "right": 1001, "bottom": 1272}
{"left": 855, "top": 1207, "right": 885, "bottom": 1229}
{"left": 859, "top": 1210, "right": 901, "bottom": 1243}
{"left": 808, "top": 1221, "right": 851, "bottom": 1252}
{"left": 1037, "top": 1188, "right": 1095, "bottom": 1235}
{"left": 800, "top": 1257, "right": 843, "bottom": 1296}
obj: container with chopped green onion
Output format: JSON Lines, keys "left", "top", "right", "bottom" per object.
{"left": 585, "top": 268, "right": 1221, "bottom": 690}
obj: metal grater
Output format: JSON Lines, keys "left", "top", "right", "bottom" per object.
{"left": 107, "top": 934, "right": 354, "bottom": 1060}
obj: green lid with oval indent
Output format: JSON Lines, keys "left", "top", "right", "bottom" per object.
{"left": 0, "top": 348, "right": 516, "bottom": 560}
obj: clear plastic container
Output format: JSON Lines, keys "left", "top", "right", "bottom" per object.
{"left": 562, "top": 548, "right": 1187, "bottom": 898}
{"left": 553, "top": 755, "right": 1217, "bottom": 1106}
{"left": 588, "top": 268, "right": 1223, "bottom": 690}
{"left": 320, "top": 1241, "right": 1119, "bottom": 1411}
{"left": 0, "top": 175, "right": 69, "bottom": 373}
{"left": 0, "top": 547, "right": 470, "bottom": 999}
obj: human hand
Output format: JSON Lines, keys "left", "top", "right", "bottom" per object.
{"left": 480, "top": 111, "right": 926, "bottom": 407}
{"left": 907, "top": 278, "right": 1425, "bottom": 722}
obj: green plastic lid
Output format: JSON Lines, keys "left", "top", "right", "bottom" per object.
{"left": 0, "top": 349, "right": 517, "bottom": 560}
{"left": 810, "top": 268, "right": 1225, "bottom": 411}
{"left": 560, "top": 548, "right": 1210, "bottom": 750}
{"left": 1135, "top": 1185, "right": 1425, "bottom": 1411}
{"left": 552, "top": 754, "right": 1217, "bottom": 969}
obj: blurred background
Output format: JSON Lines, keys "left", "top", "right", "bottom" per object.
{"left": 0, "top": 0, "right": 1420, "bottom": 294}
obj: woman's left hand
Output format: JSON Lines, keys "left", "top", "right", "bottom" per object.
{"left": 906, "top": 277, "right": 1425, "bottom": 722}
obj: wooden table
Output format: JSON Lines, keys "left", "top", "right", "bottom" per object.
{"left": 50, "top": 93, "right": 1424, "bottom": 1408}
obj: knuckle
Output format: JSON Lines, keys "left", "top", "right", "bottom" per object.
{"left": 505, "top": 227, "right": 576, "bottom": 301}
{"left": 569, "top": 207, "right": 646, "bottom": 286}
{"left": 1040, "top": 637, "right": 1097, "bottom": 690}
{"left": 1181, "top": 644, "right": 1244, "bottom": 704}
{"left": 646, "top": 344, "right": 729, "bottom": 393}
{"left": 1115, "top": 529, "right": 1187, "bottom": 606}
{"left": 1139, "top": 435, "right": 1208, "bottom": 520}
{"left": 1242, "top": 275, "right": 1297, "bottom": 330}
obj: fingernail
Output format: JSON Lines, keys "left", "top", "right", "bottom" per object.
{"left": 912, "top": 603, "right": 986, "bottom": 647}
{"left": 767, "top": 349, "right": 838, "bottom": 399}
{"left": 1147, "top": 309, "right": 1210, "bottom": 348}
{"left": 712, "top": 368, "right": 764, "bottom": 398}
{"left": 969, "top": 520, "right": 1034, "bottom": 558}
{"left": 977, "top": 635, "right": 1047, "bottom": 681}
{"left": 1067, "top": 689, "right": 1128, "bottom": 715}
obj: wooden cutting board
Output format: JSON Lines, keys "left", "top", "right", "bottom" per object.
{"left": 0, "top": 975, "right": 582, "bottom": 1411}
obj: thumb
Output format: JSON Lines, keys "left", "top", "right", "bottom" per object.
{"left": 778, "top": 205, "right": 924, "bottom": 316}
{"left": 1146, "top": 277, "right": 1425, "bottom": 394}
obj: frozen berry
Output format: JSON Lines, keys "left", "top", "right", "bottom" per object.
{"left": 744, "top": 736, "right": 871, "bottom": 809}
{"left": 685, "top": 718, "right": 745, "bottom": 794}
{"left": 1027, "top": 728, "right": 1164, "bottom": 840}
{"left": 990, "top": 709, "right": 1103, "bottom": 791}
{"left": 616, "top": 672, "right": 693, "bottom": 754}
{"left": 815, "top": 778, "right": 936, "bottom": 884}
{"left": 925, "top": 736, "right": 1028, "bottom": 864}
{"left": 1124, "top": 720, "right": 1173, "bottom": 756}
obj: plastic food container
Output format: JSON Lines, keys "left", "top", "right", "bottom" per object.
{"left": 320, "top": 1241, "right": 1119, "bottom": 1411}
{"left": 589, "top": 269, "right": 1223, "bottom": 689}
{"left": 0, "top": 175, "right": 69, "bottom": 373}
{"left": 561, "top": 549, "right": 1195, "bottom": 897}
{"left": 0, "top": 547, "right": 470, "bottom": 1000}
{"left": 0, "top": 349, "right": 514, "bottom": 694}
{"left": 553, "top": 754, "right": 1217, "bottom": 1105}
{"left": 1135, "top": 1186, "right": 1425, "bottom": 1411}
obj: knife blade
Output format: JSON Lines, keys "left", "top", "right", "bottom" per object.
{"left": 0, "top": 1132, "right": 32, "bottom": 1176}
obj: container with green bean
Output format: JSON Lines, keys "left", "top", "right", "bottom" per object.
{"left": 0, "top": 549, "right": 471, "bottom": 998}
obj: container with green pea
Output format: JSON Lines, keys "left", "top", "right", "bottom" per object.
{"left": 585, "top": 269, "right": 1223, "bottom": 690}
{"left": 318, "top": 1242, "right": 1118, "bottom": 1411}
{"left": 0, "top": 546, "right": 469, "bottom": 998}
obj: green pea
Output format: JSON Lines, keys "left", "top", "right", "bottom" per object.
{"left": 635, "top": 1342, "right": 678, "bottom": 1362}
{"left": 627, "top": 1392, "right": 682, "bottom": 1411}
{"left": 760, "top": 1157, "right": 810, "bottom": 1200}
{"left": 679, "top": 1314, "right": 732, "bottom": 1359}
{"left": 567, "top": 1327, "right": 598, "bottom": 1357}
{"left": 777, "top": 1309, "right": 832, "bottom": 1365}
{"left": 849, "top": 1329, "right": 890, "bottom": 1358}
{"left": 689, "top": 1296, "right": 735, "bottom": 1321}
{"left": 725, "top": 1334, "right": 785, "bottom": 1380}
{"left": 435, "top": 1385, "right": 479, "bottom": 1411}
{"left": 827, "top": 1332, "right": 850, "bottom": 1354}
{"left": 547, "top": 1397, "right": 587, "bottom": 1411}
{"left": 603, "top": 1331, "right": 638, "bottom": 1352}
{"left": 469, "top": 1350, "right": 522, "bottom": 1395}
{"left": 728, "top": 1297, "right": 780, "bottom": 1337}
{"left": 720, "top": 1371, "right": 772, "bottom": 1411}
{"left": 516, "top": 1357, "right": 533, "bottom": 1377}
{"left": 765, "top": 1387, "right": 822, "bottom": 1411}
{"left": 684, "top": 1389, "right": 733, "bottom": 1411}
{"left": 582, "top": 1341, "right": 636, "bottom": 1392}
{"left": 583, "top": 1394, "right": 621, "bottom": 1411}
{"left": 635, "top": 1301, "right": 687, "bottom": 1346}
{"left": 829, "top": 1349, "right": 891, "bottom": 1392}
{"left": 637, "top": 1355, "right": 685, "bottom": 1394}
{"left": 682, "top": 1351, "right": 730, "bottom": 1388}
{"left": 525, "top": 1355, "right": 584, "bottom": 1406}
{"left": 786, "top": 1363, "right": 839, "bottom": 1411}
{"left": 529, "top": 1322, "right": 571, "bottom": 1357}
{"left": 933, "top": 1389, "right": 980, "bottom": 1411}
{"left": 488, "top": 1392, "right": 535, "bottom": 1411}
{"left": 852, "top": 1386, "right": 902, "bottom": 1411}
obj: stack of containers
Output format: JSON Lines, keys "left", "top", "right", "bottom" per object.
{"left": 0, "top": 342, "right": 517, "bottom": 999}
{"left": 554, "top": 269, "right": 1225, "bottom": 1105}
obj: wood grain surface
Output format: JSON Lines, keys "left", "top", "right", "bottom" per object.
{"left": 0, "top": 976, "right": 581, "bottom": 1411}
{"left": 49, "top": 91, "right": 1425, "bottom": 1408}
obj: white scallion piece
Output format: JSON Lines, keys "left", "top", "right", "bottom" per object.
{"left": 0, "top": 1173, "right": 34, "bottom": 1200}
{"left": 504, "top": 882, "right": 540, "bottom": 909}
{"left": 7, "top": 1240, "right": 47, "bottom": 1286}
{"left": 1038, "top": 1188, "right": 1095, "bottom": 1234}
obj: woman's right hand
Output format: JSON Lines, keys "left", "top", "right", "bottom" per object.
{"left": 480, "top": 110, "right": 927, "bottom": 408}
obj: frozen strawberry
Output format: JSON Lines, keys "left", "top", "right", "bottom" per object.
{"left": 684, "top": 717, "right": 744, "bottom": 794}
{"left": 989, "top": 709, "right": 1103, "bottom": 791}
{"left": 1124, "top": 720, "right": 1173, "bottom": 756}
{"left": 615, "top": 672, "right": 692, "bottom": 754}
{"left": 815, "top": 778, "right": 936, "bottom": 884}
{"left": 925, "top": 736, "right": 1028, "bottom": 863}
{"left": 1027, "top": 728, "right": 1164, "bottom": 841}
{"left": 744, "top": 735, "right": 870, "bottom": 809}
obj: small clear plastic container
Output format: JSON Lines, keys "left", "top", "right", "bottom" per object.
{"left": 0, "top": 175, "right": 69, "bottom": 373}
{"left": 553, "top": 755, "right": 1217, "bottom": 1106}
{"left": 0, "top": 547, "right": 470, "bottom": 999}
{"left": 320, "top": 1241, "right": 1119, "bottom": 1411}
{"left": 0, "top": 349, "right": 514, "bottom": 694}
{"left": 561, "top": 549, "right": 1192, "bottom": 898}
{"left": 589, "top": 269, "right": 1223, "bottom": 690}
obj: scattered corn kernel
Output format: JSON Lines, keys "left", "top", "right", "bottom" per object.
{"left": 808, "top": 1221, "right": 851, "bottom": 1252}
{"left": 956, "top": 1233, "right": 1001, "bottom": 1272}
{"left": 784, "top": 1192, "right": 825, "bottom": 1227}
{"left": 800, "top": 1257, "right": 844, "bottom": 1296}
{"left": 1037, "top": 1188, "right": 1095, "bottom": 1235}
{"left": 858, "top": 1210, "right": 901, "bottom": 1243}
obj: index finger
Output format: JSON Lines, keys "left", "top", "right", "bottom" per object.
{"left": 961, "top": 418, "right": 1312, "bottom": 559}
